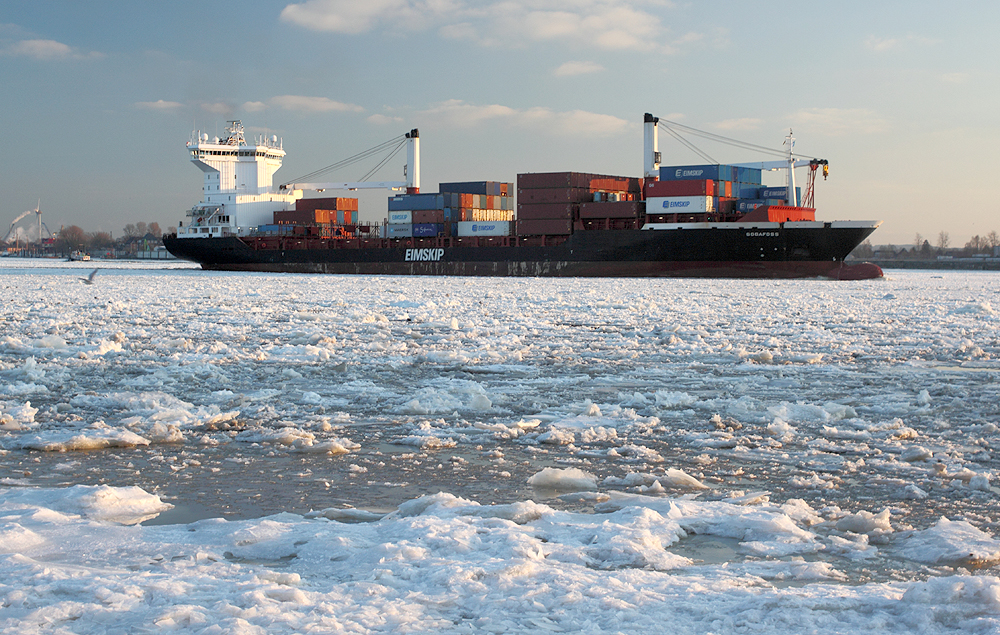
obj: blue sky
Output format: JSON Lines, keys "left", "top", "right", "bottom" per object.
{"left": 2, "top": 0, "right": 997, "bottom": 245}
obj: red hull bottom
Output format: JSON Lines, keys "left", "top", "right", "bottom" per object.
{"left": 200, "top": 259, "right": 884, "bottom": 280}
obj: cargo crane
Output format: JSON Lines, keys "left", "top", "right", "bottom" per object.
{"left": 279, "top": 129, "right": 421, "bottom": 195}
{"left": 645, "top": 116, "right": 828, "bottom": 207}
{"left": 3, "top": 201, "right": 52, "bottom": 247}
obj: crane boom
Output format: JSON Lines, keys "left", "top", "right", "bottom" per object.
{"left": 280, "top": 181, "right": 407, "bottom": 192}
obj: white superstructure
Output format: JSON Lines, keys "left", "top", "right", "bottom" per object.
{"left": 176, "top": 120, "right": 301, "bottom": 238}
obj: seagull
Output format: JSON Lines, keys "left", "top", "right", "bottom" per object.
{"left": 79, "top": 269, "right": 98, "bottom": 285}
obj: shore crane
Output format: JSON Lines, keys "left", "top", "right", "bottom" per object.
{"left": 4, "top": 201, "right": 52, "bottom": 247}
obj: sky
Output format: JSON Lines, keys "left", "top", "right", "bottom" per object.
{"left": 1, "top": 0, "right": 998, "bottom": 246}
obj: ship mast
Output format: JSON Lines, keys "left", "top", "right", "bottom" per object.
{"left": 785, "top": 129, "right": 797, "bottom": 206}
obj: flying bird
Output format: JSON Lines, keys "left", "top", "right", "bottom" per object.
{"left": 79, "top": 269, "right": 98, "bottom": 285}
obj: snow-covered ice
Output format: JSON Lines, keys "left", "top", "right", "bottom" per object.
{"left": 0, "top": 259, "right": 998, "bottom": 633}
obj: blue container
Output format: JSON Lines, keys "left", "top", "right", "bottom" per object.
{"left": 660, "top": 164, "right": 745, "bottom": 182}
{"left": 388, "top": 193, "right": 444, "bottom": 211}
{"left": 759, "top": 187, "right": 800, "bottom": 204}
{"left": 730, "top": 183, "right": 759, "bottom": 199}
{"left": 735, "top": 199, "right": 767, "bottom": 212}
{"left": 734, "top": 167, "right": 762, "bottom": 185}
{"left": 386, "top": 224, "right": 413, "bottom": 238}
{"left": 440, "top": 182, "right": 489, "bottom": 195}
{"left": 257, "top": 224, "right": 291, "bottom": 234}
{"left": 412, "top": 223, "right": 444, "bottom": 237}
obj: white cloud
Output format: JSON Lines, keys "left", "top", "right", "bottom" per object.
{"left": 4, "top": 38, "right": 102, "bottom": 60}
{"left": 866, "top": 33, "right": 940, "bottom": 52}
{"left": 368, "top": 113, "right": 404, "bottom": 125}
{"left": 281, "top": 0, "right": 408, "bottom": 34}
{"left": 554, "top": 61, "right": 604, "bottom": 77}
{"left": 270, "top": 95, "right": 364, "bottom": 113}
{"left": 135, "top": 100, "right": 185, "bottom": 111}
{"left": 714, "top": 118, "right": 763, "bottom": 131}
{"left": 418, "top": 99, "right": 628, "bottom": 137}
{"left": 790, "top": 108, "right": 888, "bottom": 136}
{"left": 242, "top": 101, "right": 268, "bottom": 112}
{"left": 940, "top": 72, "right": 970, "bottom": 84}
{"left": 280, "top": 1, "right": 678, "bottom": 52}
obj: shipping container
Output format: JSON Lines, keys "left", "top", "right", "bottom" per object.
{"left": 517, "top": 203, "right": 577, "bottom": 220}
{"left": 645, "top": 196, "right": 714, "bottom": 213}
{"left": 413, "top": 210, "right": 445, "bottom": 224}
{"left": 516, "top": 218, "right": 573, "bottom": 235}
{"left": 274, "top": 209, "right": 332, "bottom": 224}
{"left": 387, "top": 210, "right": 413, "bottom": 224}
{"left": 388, "top": 193, "right": 444, "bottom": 211}
{"left": 759, "top": 186, "right": 801, "bottom": 204}
{"left": 659, "top": 164, "right": 735, "bottom": 182}
{"left": 470, "top": 209, "right": 514, "bottom": 222}
{"left": 579, "top": 201, "right": 642, "bottom": 219}
{"left": 295, "top": 197, "right": 358, "bottom": 212}
{"left": 412, "top": 223, "right": 445, "bottom": 237}
{"left": 735, "top": 199, "right": 767, "bottom": 212}
{"left": 645, "top": 179, "right": 715, "bottom": 197}
{"left": 518, "top": 172, "right": 592, "bottom": 189}
{"left": 518, "top": 188, "right": 594, "bottom": 204}
{"left": 457, "top": 221, "right": 512, "bottom": 237}
{"left": 256, "top": 224, "right": 293, "bottom": 235}
{"left": 385, "top": 224, "right": 413, "bottom": 238}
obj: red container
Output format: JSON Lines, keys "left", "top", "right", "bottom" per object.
{"left": 518, "top": 188, "right": 594, "bottom": 204}
{"left": 591, "top": 176, "right": 642, "bottom": 193}
{"left": 412, "top": 210, "right": 445, "bottom": 223}
{"left": 517, "top": 203, "right": 577, "bottom": 220}
{"left": 517, "top": 218, "right": 573, "bottom": 235}
{"left": 645, "top": 180, "right": 715, "bottom": 198}
{"left": 518, "top": 172, "right": 592, "bottom": 189}
{"left": 274, "top": 209, "right": 330, "bottom": 224}
{"left": 579, "top": 201, "right": 642, "bottom": 219}
{"left": 296, "top": 197, "right": 358, "bottom": 212}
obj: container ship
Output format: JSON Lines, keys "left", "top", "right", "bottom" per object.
{"left": 163, "top": 116, "right": 883, "bottom": 280}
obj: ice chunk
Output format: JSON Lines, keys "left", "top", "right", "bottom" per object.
{"left": 528, "top": 467, "right": 598, "bottom": 491}
{"left": 900, "top": 517, "right": 1000, "bottom": 567}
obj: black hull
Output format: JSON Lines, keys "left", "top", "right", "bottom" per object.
{"left": 164, "top": 224, "right": 882, "bottom": 280}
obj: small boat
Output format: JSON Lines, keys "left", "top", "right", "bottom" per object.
{"left": 68, "top": 251, "right": 91, "bottom": 262}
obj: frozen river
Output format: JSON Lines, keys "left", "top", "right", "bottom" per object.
{"left": 1, "top": 259, "right": 998, "bottom": 633}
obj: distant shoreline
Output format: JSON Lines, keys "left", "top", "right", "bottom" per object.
{"left": 860, "top": 258, "right": 1000, "bottom": 271}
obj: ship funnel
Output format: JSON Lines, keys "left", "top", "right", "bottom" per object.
{"left": 643, "top": 113, "right": 660, "bottom": 180}
{"left": 406, "top": 128, "right": 420, "bottom": 193}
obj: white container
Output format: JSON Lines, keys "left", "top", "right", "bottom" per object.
{"left": 387, "top": 210, "right": 412, "bottom": 224}
{"left": 457, "top": 221, "right": 512, "bottom": 237}
{"left": 385, "top": 223, "right": 413, "bottom": 238}
{"left": 646, "top": 196, "right": 713, "bottom": 213}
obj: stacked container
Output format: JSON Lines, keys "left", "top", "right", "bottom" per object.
{"left": 275, "top": 197, "right": 358, "bottom": 226}
{"left": 516, "top": 172, "right": 642, "bottom": 235}
{"left": 649, "top": 164, "right": 769, "bottom": 222}
{"left": 386, "top": 181, "right": 515, "bottom": 238}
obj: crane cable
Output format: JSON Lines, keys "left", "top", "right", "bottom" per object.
{"left": 657, "top": 119, "right": 815, "bottom": 161}
{"left": 358, "top": 139, "right": 407, "bottom": 182}
{"left": 282, "top": 135, "right": 407, "bottom": 185}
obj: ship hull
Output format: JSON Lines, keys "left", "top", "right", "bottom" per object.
{"left": 164, "top": 223, "right": 882, "bottom": 280}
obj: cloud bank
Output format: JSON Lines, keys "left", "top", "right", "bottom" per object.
{"left": 3, "top": 39, "right": 103, "bottom": 60}
{"left": 280, "top": 1, "right": 683, "bottom": 52}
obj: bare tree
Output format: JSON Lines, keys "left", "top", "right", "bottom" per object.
{"left": 966, "top": 235, "right": 984, "bottom": 253}
{"left": 57, "top": 225, "right": 88, "bottom": 254}
{"left": 90, "top": 231, "right": 113, "bottom": 249}
{"left": 148, "top": 222, "right": 162, "bottom": 238}
{"left": 914, "top": 233, "right": 923, "bottom": 249}
{"left": 987, "top": 230, "right": 1000, "bottom": 249}
{"left": 122, "top": 223, "right": 138, "bottom": 239}
{"left": 937, "top": 231, "right": 950, "bottom": 250}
